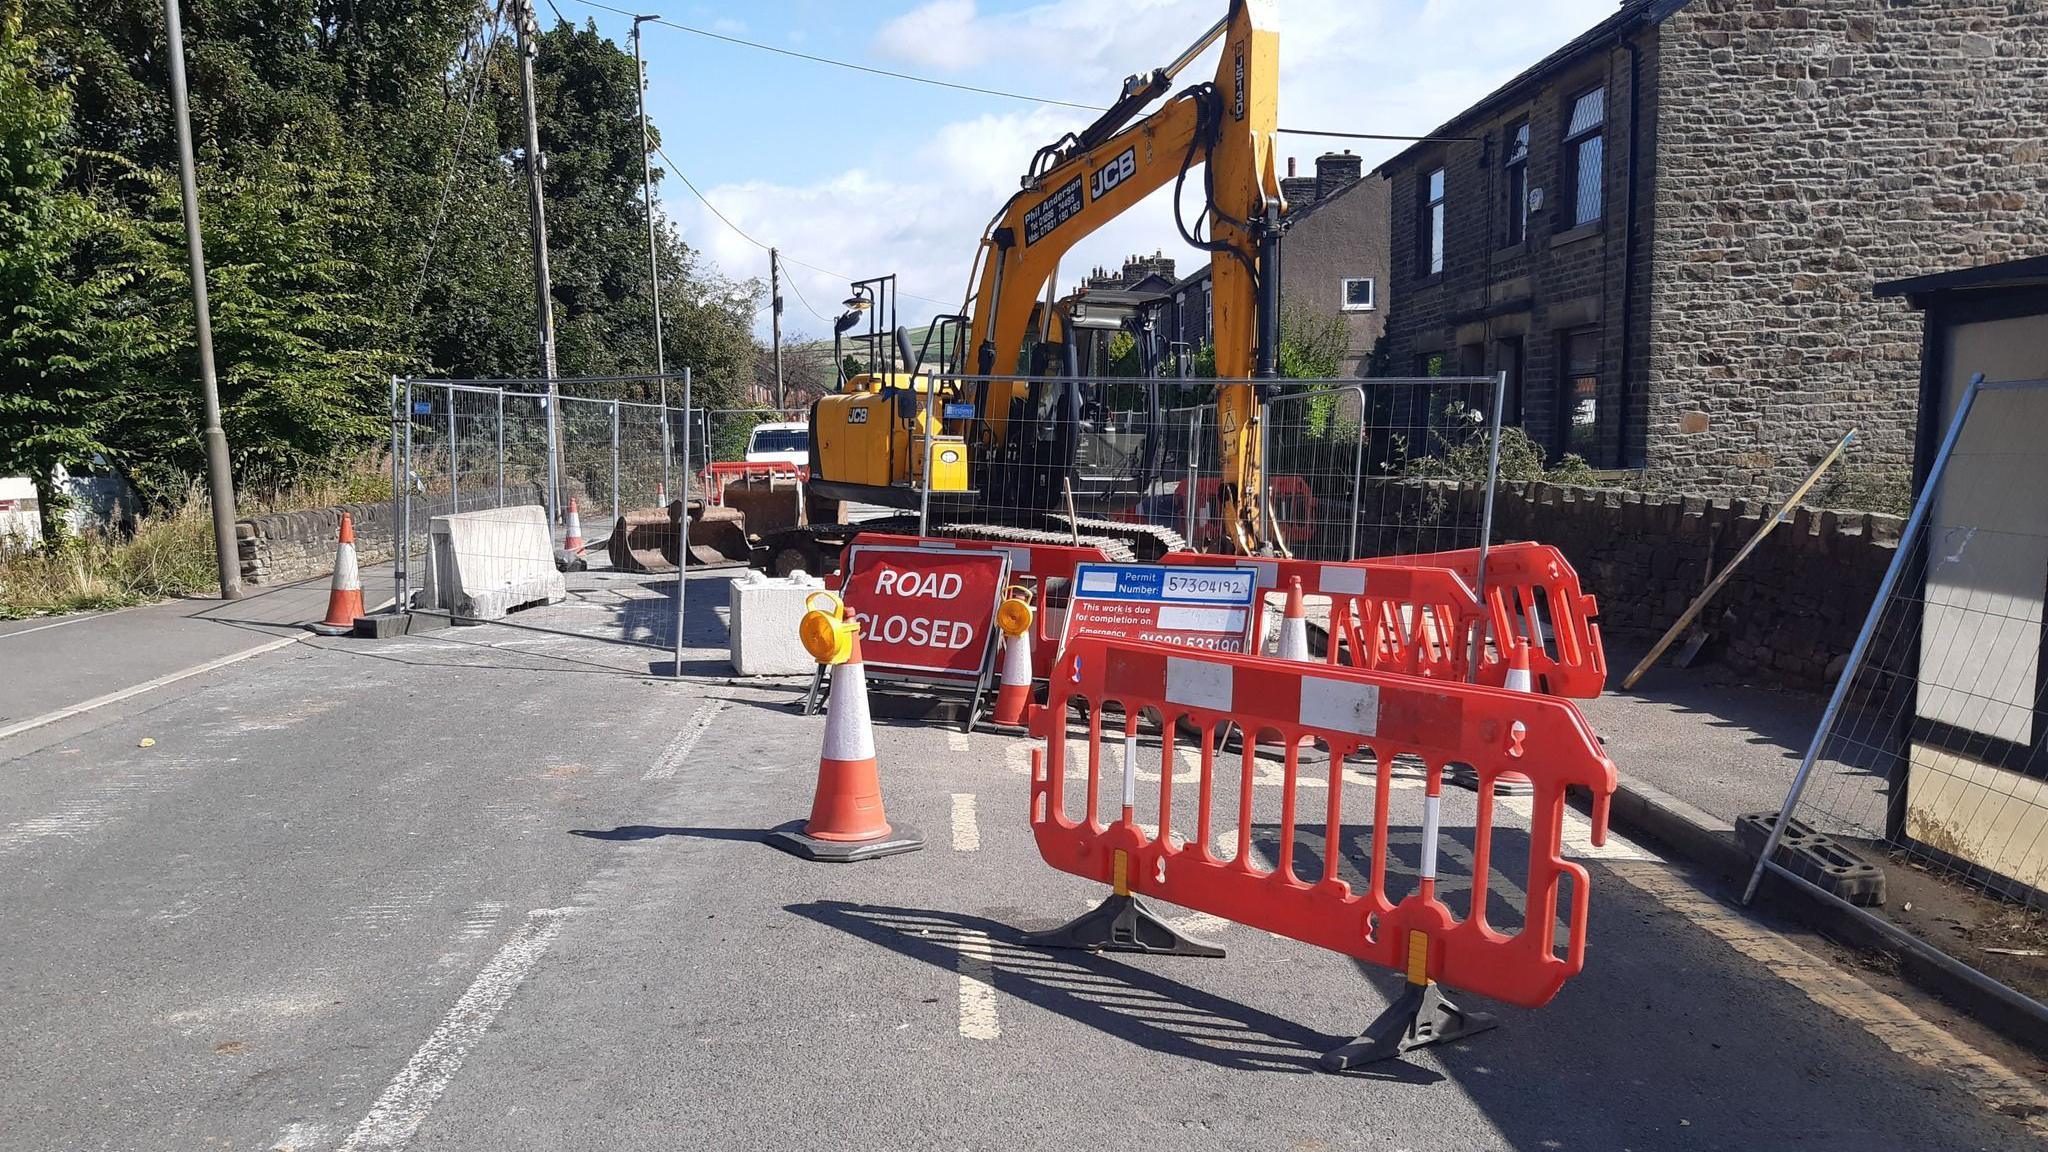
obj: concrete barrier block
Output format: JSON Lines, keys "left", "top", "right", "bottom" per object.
{"left": 427, "top": 505, "right": 566, "bottom": 620}
{"left": 729, "top": 569, "right": 828, "bottom": 675}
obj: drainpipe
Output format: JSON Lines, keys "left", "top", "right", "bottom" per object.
{"left": 1618, "top": 29, "right": 1645, "bottom": 468}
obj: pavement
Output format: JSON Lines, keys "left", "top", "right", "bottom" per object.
{"left": 1578, "top": 646, "right": 1824, "bottom": 826}
{"left": 3, "top": 572, "right": 2046, "bottom": 1150}
{"left": 0, "top": 562, "right": 399, "bottom": 737}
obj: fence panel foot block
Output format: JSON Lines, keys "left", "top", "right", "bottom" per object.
{"left": 1024, "top": 893, "right": 1225, "bottom": 958}
{"left": 1321, "top": 981, "right": 1498, "bottom": 1071}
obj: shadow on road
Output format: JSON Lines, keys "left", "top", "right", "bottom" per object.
{"left": 569, "top": 824, "right": 768, "bottom": 843}
{"left": 787, "top": 898, "right": 1445, "bottom": 1083}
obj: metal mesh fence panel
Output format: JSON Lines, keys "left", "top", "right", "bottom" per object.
{"left": 883, "top": 374, "right": 1502, "bottom": 564}
{"left": 395, "top": 375, "right": 692, "bottom": 662}
{"left": 1757, "top": 379, "right": 2048, "bottom": 915}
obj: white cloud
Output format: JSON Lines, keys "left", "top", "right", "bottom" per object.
{"left": 683, "top": 0, "right": 1621, "bottom": 339}
{"left": 873, "top": 0, "right": 985, "bottom": 71}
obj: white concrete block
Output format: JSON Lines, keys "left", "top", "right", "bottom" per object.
{"left": 729, "top": 569, "right": 828, "bottom": 675}
{"left": 427, "top": 505, "right": 567, "bottom": 620}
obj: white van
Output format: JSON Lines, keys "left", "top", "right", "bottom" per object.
{"left": 744, "top": 422, "right": 810, "bottom": 467}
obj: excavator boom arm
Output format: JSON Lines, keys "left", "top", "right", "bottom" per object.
{"left": 962, "top": 0, "right": 1281, "bottom": 554}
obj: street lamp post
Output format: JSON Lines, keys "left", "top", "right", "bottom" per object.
{"left": 164, "top": 0, "right": 242, "bottom": 600}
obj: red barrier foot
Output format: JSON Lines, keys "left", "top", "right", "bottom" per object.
{"left": 1320, "top": 981, "right": 1498, "bottom": 1071}
{"left": 1023, "top": 893, "right": 1225, "bottom": 958}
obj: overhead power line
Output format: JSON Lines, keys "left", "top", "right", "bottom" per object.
{"left": 559, "top": 0, "right": 1473, "bottom": 143}
{"left": 563, "top": 0, "right": 1096, "bottom": 109}
{"left": 650, "top": 140, "right": 955, "bottom": 319}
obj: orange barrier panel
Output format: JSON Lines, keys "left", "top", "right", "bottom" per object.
{"left": 1379, "top": 542, "right": 1607, "bottom": 698}
{"left": 1027, "top": 636, "right": 1616, "bottom": 1030}
{"left": 1161, "top": 553, "right": 1486, "bottom": 685}
{"left": 704, "top": 461, "right": 807, "bottom": 505}
{"left": 853, "top": 533, "right": 1110, "bottom": 680}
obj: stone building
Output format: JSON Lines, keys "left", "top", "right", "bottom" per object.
{"left": 1377, "top": 0, "right": 2048, "bottom": 494}
{"left": 1139, "top": 150, "right": 1390, "bottom": 377}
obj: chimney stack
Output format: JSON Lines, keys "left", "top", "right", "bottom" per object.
{"left": 1121, "top": 249, "right": 1177, "bottom": 287}
{"left": 1315, "top": 149, "right": 1363, "bottom": 202}
{"left": 1280, "top": 155, "right": 1319, "bottom": 209}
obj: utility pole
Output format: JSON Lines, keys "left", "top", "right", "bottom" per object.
{"left": 770, "top": 248, "right": 786, "bottom": 410}
{"left": 164, "top": 0, "right": 241, "bottom": 601}
{"left": 631, "top": 16, "right": 665, "bottom": 385}
{"left": 513, "top": 0, "right": 562, "bottom": 523}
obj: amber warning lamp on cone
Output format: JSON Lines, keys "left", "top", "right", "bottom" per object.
{"left": 800, "top": 591, "right": 859, "bottom": 666}
{"left": 996, "top": 586, "right": 1034, "bottom": 639}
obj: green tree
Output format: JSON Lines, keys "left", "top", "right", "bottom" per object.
{"left": 0, "top": 18, "right": 161, "bottom": 541}
{"left": 104, "top": 155, "right": 399, "bottom": 502}
{"left": 4, "top": 3, "right": 766, "bottom": 512}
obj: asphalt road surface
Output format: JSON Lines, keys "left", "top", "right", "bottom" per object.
{"left": 3, "top": 573, "right": 2042, "bottom": 1151}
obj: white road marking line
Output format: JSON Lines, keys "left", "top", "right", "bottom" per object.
{"left": 267, "top": 1120, "right": 332, "bottom": 1151}
{"left": 338, "top": 909, "right": 574, "bottom": 1151}
{"left": 947, "top": 731, "right": 971, "bottom": 753}
{"left": 641, "top": 699, "right": 726, "bottom": 782}
{"left": 1616, "top": 863, "right": 2048, "bottom": 1137}
{"left": 950, "top": 793, "right": 981, "bottom": 851}
{"left": 955, "top": 928, "right": 1001, "bottom": 1040}
{"left": 0, "top": 603, "right": 149, "bottom": 640}
{"left": 0, "top": 634, "right": 302, "bottom": 744}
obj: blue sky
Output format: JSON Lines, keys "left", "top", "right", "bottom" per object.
{"left": 548, "top": 0, "right": 1624, "bottom": 340}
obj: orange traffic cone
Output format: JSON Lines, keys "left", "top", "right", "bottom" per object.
{"left": 655, "top": 482, "right": 668, "bottom": 506}
{"left": 992, "top": 630, "right": 1035, "bottom": 729}
{"left": 1504, "top": 636, "right": 1535, "bottom": 694}
{"left": 309, "top": 513, "right": 364, "bottom": 636}
{"left": 1275, "top": 576, "right": 1311, "bottom": 661}
{"left": 768, "top": 632, "right": 924, "bottom": 862}
{"left": 563, "top": 498, "right": 585, "bottom": 554}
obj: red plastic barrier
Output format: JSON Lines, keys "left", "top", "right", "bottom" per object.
{"left": 850, "top": 533, "right": 1110, "bottom": 680}
{"left": 1161, "top": 553, "right": 1486, "bottom": 684}
{"left": 1028, "top": 636, "right": 1617, "bottom": 1008}
{"left": 704, "top": 461, "right": 807, "bottom": 505}
{"left": 1378, "top": 542, "right": 1606, "bottom": 698}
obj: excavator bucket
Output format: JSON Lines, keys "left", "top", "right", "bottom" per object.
{"left": 607, "top": 506, "right": 679, "bottom": 573}
{"left": 606, "top": 500, "right": 754, "bottom": 572}
{"left": 720, "top": 475, "right": 804, "bottom": 538}
{"left": 688, "top": 503, "right": 752, "bottom": 567}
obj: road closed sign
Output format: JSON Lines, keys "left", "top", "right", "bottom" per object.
{"left": 839, "top": 542, "right": 1010, "bottom": 681}
{"left": 1060, "top": 563, "right": 1260, "bottom": 655}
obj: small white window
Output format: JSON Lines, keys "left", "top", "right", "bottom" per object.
{"left": 1341, "top": 277, "right": 1376, "bottom": 312}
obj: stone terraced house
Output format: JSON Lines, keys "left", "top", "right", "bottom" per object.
{"left": 1376, "top": 0, "right": 2047, "bottom": 496}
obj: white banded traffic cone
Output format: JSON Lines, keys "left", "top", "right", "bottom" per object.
{"left": 563, "top": 498, "right": 586, "bottom": 554}
{"left": 1275, "top": 576, "right": 1311, "bottom": 662}
{"left": 1504, "top": 638, "right": 1535, "bottom": 694}
{"left": 991, "top": 589, "right": 1037, "bottom": 728}
{"left": 309, "top": 513, "right": 364, "bottom": 636}
{"left": 769, "top": 617, "right": 923, "bottom": 862}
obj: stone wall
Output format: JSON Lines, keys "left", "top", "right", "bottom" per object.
{"left": 236, "top": 483, "right": 554, "bottom": 586}
{"left": 1648, "top": 0, "right": 2048, "bottom": 496}
{"left": 237, "top": 501, "right": 399, "bottom": 587}
{"left": 1363, "top": 479, "right": 1903, "bottom": 691}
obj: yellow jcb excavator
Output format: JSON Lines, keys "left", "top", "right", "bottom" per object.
{"left": 794, "top": 0, "right": 1286, "bottom": 566}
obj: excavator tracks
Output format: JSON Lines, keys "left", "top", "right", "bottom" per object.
{"left": 928, "top": 521, "right": 1139, "bottom": 563}
{"left": 1052, "top": 516, "right": 1187, "bottom": 562}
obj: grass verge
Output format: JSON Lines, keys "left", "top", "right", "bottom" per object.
{"left": 0, "top": 498, "right": 217, "bottom": 619}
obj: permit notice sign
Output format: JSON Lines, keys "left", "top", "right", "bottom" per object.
{"left": 1059, "top": 563, "right": 1259, "bottom": 655}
